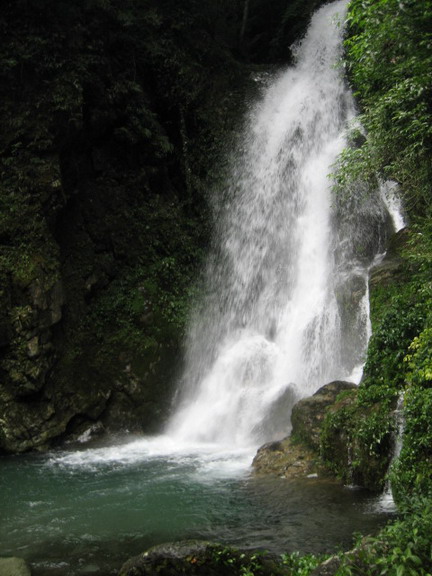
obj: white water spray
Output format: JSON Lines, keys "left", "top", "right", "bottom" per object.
{"left": 167, "top": 0, "right": 389, "bottom": 449}
{"left": 380, "top": 180, "right": 407, "bottom": 232}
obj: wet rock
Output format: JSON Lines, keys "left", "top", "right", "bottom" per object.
{"left": 252, "top": 381, "right": 359, "bottom": 480}
{"left": 335, "top": 272, "right": 369, "bottom": 366}
{"left": 26, "top": 336, "right": 40, "bottom": 358}
{"left": 291, "top": 381, "right": 357, "bottom": 450}
{"left": 252, "top": 436, "right": 324, "bottom": 479}
{"left": 369, "top": 227, "right": 410, "bottom": 289}
{"left": 119, "top": 541, "right": 289, "bottom": 576}
{"left": 0, "top": 557, "right": 31, "bottom": 576}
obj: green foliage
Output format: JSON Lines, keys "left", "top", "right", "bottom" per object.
{"left": 360, "top": 288, "right": 428, "bottom": 399}
{"left": 390, "top": 387, "right": 432, "bottom": 502}
{"left": 405, "top": 328, "right": 432, "bottom": 387}
{"left": 320, "top": 222, "right": 432, "bottom": 495}
{"left": 207, "top": 546, "right": 321, "bottom": 576}
{"left": 280, "top": 551, "right": 322, "bottom": 576}
{"left": 335, "top": 496, "right": 432, "bottom": 576}
{"left": 320, "top": 397, "right": 393, "bottom": 490}
{"left": 205, "top": 546, "right": 290, "bottom": 576}
{"left": 87, "top": 255, "right": 199, "bottom": 357}
{"left": 336, "top": 0, "right": 432, "bottom": 217}
{"left": 360, "top": 224, "right": 432, "bottom": 500}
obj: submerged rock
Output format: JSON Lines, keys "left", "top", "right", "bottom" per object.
{"left": 119, "top": 541, "right": 289, "bottom": 576}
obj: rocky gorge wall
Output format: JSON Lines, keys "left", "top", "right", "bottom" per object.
{"left": 0, "top": 0, "right": 326, "bottom": 453}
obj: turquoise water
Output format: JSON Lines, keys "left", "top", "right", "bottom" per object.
{"left": 0, "top": 436, "right": 394, "bottom": 576}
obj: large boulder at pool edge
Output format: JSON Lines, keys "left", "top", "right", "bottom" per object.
{"left": 119, "top": 541, "right": 289, "bottom": 576}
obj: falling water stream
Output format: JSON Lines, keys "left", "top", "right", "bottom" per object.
{"left": 169, "top": 0, "right": 365, "bottom": 447}
{"left": 0, "top": 2, "right": 400, "bottom": 574}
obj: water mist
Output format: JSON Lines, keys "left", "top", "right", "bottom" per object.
{"left": 167, "top": 0, "right": 390, "bottom": 448}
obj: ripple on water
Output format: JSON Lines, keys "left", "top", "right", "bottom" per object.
{"left": 0, "top": 442, "right": 395, "bottom": 576}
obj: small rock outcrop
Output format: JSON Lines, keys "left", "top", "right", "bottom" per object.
{"left": 291, "top": 381, "right": 358, "bottom": 450}
{"left": 369, "top": 227, "right": 409, "bottom": 290}
{"left": 252, "top": 381, "right": 357, "bottom": 480}
{"left": 119, "top": 541, "right": 289, "bottom": 576}
{"left": 252, "top": 437, "right": 324, "bottom": 479}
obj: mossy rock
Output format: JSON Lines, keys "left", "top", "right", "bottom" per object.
{"left": 252, "top": 436, "right": 325, "bottom": 479}
{"left": 291, "top": 381, "right": 358, "bottom": 451}
{"left": 119, "top": 541, "right": 289, "bottom": 576}
{"left": 320, "top": 396, "right": 394, "bottom": 491}
{"left": 252, "top": 382, "right": 357, "bottom": 481}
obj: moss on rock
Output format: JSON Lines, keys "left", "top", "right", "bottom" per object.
{"left": 119, "top": 541, "right": 289, "bottom": 576}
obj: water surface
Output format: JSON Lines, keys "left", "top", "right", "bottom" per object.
{"left": 0, "top": 436, "right": 395, "bottom": 576}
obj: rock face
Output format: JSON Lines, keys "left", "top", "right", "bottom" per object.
{"left": 0, "top": 0, "right": 328, "bottom": 455}
{"left": 119, "top": 541, "right": 289, "bottom": 576}
{"left": 252, "top": 381, "right": 357, "bottom": 480}
{"left": 369, "top": 228, "right": 409, "bottom": 289}
{"left": 0, "top": 0, "right": 225, "bottom": 453}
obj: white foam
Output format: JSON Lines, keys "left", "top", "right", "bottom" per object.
{"left": 167, "top": 1, "right": 372, "bottom": 449}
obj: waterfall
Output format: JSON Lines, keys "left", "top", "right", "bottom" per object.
{"left": 376, "top": 393, "right": 405, "bottom": 511}
{"left": 380, "top": 180, "right": 407, "bottom": 232}
{"left": 167, "top": 0, "right": 389, "bottom": 449}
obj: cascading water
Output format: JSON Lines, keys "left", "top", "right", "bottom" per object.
{"left": 380, "top": 180, "right": 407, "bottom": 232}
{"left": 167, "top": 0, "right": 389, "bottom": 448}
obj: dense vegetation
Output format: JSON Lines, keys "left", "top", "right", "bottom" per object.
{"left": 329, "top": 0, "right": 432, "bottom": 501}
{"left": 337, "top": 0, "right": 432, "bottom": 215}
{"left": 316, "top": 0, "right": 432, "bottom": 574}
{"left": 0, "top": 0, "right": 244, "bottom": 450}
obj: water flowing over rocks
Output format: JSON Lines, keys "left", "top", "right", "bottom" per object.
{"left": 369, "top": 228, "right": 409, "bottom": 289}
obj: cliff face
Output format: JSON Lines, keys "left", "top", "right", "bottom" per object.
{"left": 0, "top": 0, "right": 325, "bottom": 452}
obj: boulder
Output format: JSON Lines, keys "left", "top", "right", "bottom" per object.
{"left": 252, "top": 436, "right": 324, "bottom": 479}
{"left": 291, "top": 381, "right": 357, "bottom": 450}
{"left": 119, "top": 541, "right": 289, "bottom": 576}
{"left": 252, "top": 381, "right": 358, "bottom": 480}
{"left": 309, "top": 556, "right": 341, "bottom": 576}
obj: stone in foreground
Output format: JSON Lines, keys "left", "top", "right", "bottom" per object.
{"left": 119, "top": 541, "right": 289, "bottom": 576}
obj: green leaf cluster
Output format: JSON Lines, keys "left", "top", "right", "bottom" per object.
{"left": 320, "top": 392, "right": 394, "bottom": 490}
{"left": 335, "top": 496, "right": 432, "bottom": 576}
{"left": 337, "top": 0, "right": 432, "bottom": 216}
